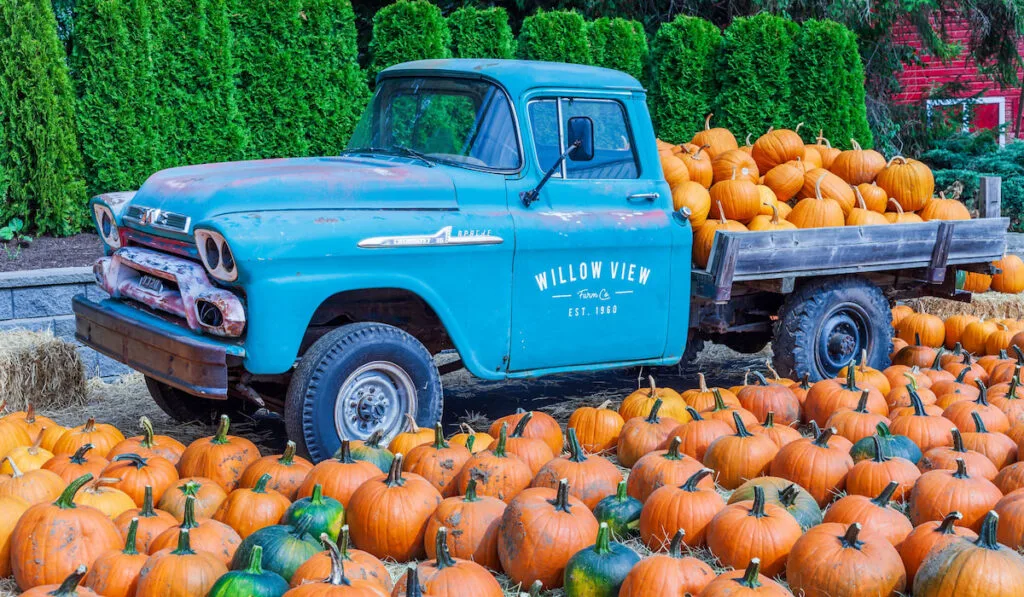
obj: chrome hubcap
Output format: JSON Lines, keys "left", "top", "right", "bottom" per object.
{"left": 334, "top": 361, "right": 416, "bottom": 442}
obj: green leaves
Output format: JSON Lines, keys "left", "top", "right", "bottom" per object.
{"left": 369, "top": 0, "right": 450, "bottom": 79}
{"left": 517, "top": 9, "right": 592, "bottom": 64}
{"left": 649, "top": 15, "right": 722, "bottom": 144}
{"left": 448, "top": 6, "right": 515, "bottom": 59}
{"left": 587, "top": 17, "right": 648, "bottom": 82}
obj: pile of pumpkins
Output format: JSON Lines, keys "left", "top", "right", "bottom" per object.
{"left": 893, "top": 299, "right": 1024, "bottom": 357}
{"left": 5, "top": 367, "right": 1024, "bottom": 597}
{"left": 658, "top": 114, "right": 969, "bottom": 268}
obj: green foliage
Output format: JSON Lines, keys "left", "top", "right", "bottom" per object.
{"left": 0, "top": 0, "right": 87, "bottom": 235}
{"left": 517, "top": 9, "right": 591, "bottom": 64}
{"left": 447, "top": 5, "right": 514, "bottom": 59}
{"left": 715, "top": 13, "right": 798, "bottom": 139}
{"left": 648, "top": 15, "right": 721, "bottom": 144}
{"left": 369, "top": 0, "right": 450, "bottom": 79}
{"left": 52, "top": 0, "right": 74, "bottom": 54}
{"left": 150, "top": 0, "right": 246, "bottom": 168}
{"left": 73, "top": 0, "right": 160, "bottom": 195}
{"left": 587, "top": 16, "right": 647, "bottom": 81}
{"left": 788, "top": 19, "right": 872, "bottom": 147}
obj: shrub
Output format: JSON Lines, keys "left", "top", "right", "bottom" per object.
{"left": 448, "top": 5, "right": 514, "bottom": 59}
{"left": 369, "top": 0, "right": 450, "bottom": 79}
{"left": 73, "top": 0, "right": 161, "bottom": 195}
{"left": 649, "top": 15, "right": 722, "bottom": 144}
{"left": 150, "top": 0, "right": 246, "bottom": 167}
{"left": 0, "top": 0, "right": 87, "bottom": 235}
{"left": 714, "top": 13, "right": 798, "bottom": 139}
{"left": 517, "top": 9, "right": 591, "bottom": 65}
{"left": 588, "top": 16, "right": 647, "bottom": 81}
{"left": 789, "top": 19, "right": 873, "bottom": 147}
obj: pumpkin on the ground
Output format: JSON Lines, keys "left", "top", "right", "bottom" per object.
{"left": 389, "top": 414, "right": 435, "bottom": 456}
{"left": 290, "top": 527, "right": 392, "bottom": 592}
{"left": 391, "top": 526, "right": 503, "bottom": 596}
{"left": 82, "top": 518, "right": 148, "bottom": 597}
{"left": 639, "top": 468, "right": 724, "bottom": 550}
{"left": 672, "top": 406, "right": 731, "bottom": 462}
{"left": 135, "top": 528, "right": 228, "bottom": 597}
{"left": 102, "top": 453, "right": 179, "bottom": 506}
{"left": 0, "top": 455, "right": 64, "bottom": 505}
{"left": 619, "top": 376, "right": 689, "bottom": 424}
{"left": 788, "top": 522, "right": 906, "bottom": 597}
{"left": 455, "top": 423, "right": 532, "bottom": 503}
{"left": 113, "top": 486, "right": 177, "bottom": 554}
{"left": 962, "top": 411, "right": 1018, "bottom": 469}
{"left": 489, "top": 409, "right": 563, "bottom": 455}
{"left": 845, "top": 435, "right": 921, "bottom": 502}
{"left": 280, "top": 531, "right": 385, "bottom": 597}
{"left": 752, "top": 412, "right": 802, "bottom": 449}
{"left": 73, "top": 476, "right": 137, "bottom": 519}
{"left": 0, "top": 495, "right": 28, "bottom": 577}
{"left": 106, "top": 416, "right": 186, "bottom": 465}
{"left": 823, "top": 481, "right": 913, "bottom": 548}
{"left": 889, "top": 387, "right": 955, "bottom": 452}
{"left": 850, "top": 421, "right": 923, "bottom": 464}
{"left": 898, "top": 511, "right": 976, "bottom": 588}
{"left": 43, "top": 444, "right": 109, "bottom": 484}
{"left": 919, "top": 428, "right": 999, "bottom": 481}
{"left": 158, "top": 477, "right": 227, "bottom": 522}
{"left": 993, "top": 489, "right": 1024, "bottom": 550}
{"left": 698, "top": 558, "right": 793, "bottom": 597}
{"left": 593, "top": 481, "right": 642, "bottom": 538}
{"left": 531, "top": 427, "right": 621, "bottom": 510}
{"left": 282, "top": 483, "right": 344, "bottom": 543}
{"left": 405, "top": 423, "right": 473, "bottom": 496}
{"left": 682, "top": 373, "right": 739, "bottom": 412}
{"left": 626, "top": 436, "right": 709, "bottom": 502}
{"left": 349, "top": 430, "right": 396, "bottom": 473}
{"left": 149, "top": 494, "right": 241, "bottom": 565}
{"left": 503, "top": 413, "right": 556, "bottom": 477}
{"left": 908, "top": 458, "right": 1003, "bottom": 531}
{"left": 213, "top": 473, "right": 292, "bottom": 539}
{"left": 231, "top": 516, "right": 320, "bottom": 583}
{"left": 237, "top": 441, "right": 313, "bottom": 500}
{"left": 619, "top": 528, "right": 714, "bottom": 596}
{"left": 703, "top": 412, "right": 779, "bottom": 490}
{"left": 448, "top": 424, "right": 493, "bottom": 455}
{"left": 19, "top": 566, "right": 98, "bottom": 597}
{"left": 769, "top": 426, "right": 854, "bottom": 506}
{"left": 425, "top": 477, "right": 505, "bottom": 571}
{"left": 207, "top": 545, "right": 289, "bottom": 597}
{"left": 1, "top": 428, "right": 52, "bottom": 473}
{"left": 706, "top": 485, "right": 802, "bottom": 577}
{"left": 568, "top": 400, "right": 624, "bottom": 455}
{"left": 295, "top": 441, "right": 379, "bottom": 509}
{"left": 728, "top": 477, "right": 821, "bottom": 530}
{"left": 562, "top": 522, "right": 640, "bottom": 597}
{"left": 804, "top": 362, "right": 888, "bottom": 428}
{"left": 914, "top": 511, "right": 1024, "bottom": 596}
{"left": 52, "top": 418, "right": 125, "bottom": 458}
{"left": 735, "top": 371, "right": 800, "bottom": 425}
{"left": 176, "top": 415, "right": 259, "bottom": 493}
{"left": 829, "top": 390, "right": 892, "bottom": 443}
{"left": 616, "top": 399, "right": 680, "bottom": 468}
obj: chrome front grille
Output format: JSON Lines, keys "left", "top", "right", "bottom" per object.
{"left": 125, "top": 205, "right": 192, "bottom": 233}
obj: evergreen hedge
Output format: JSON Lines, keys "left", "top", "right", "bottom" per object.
{"left": 369, "top": 0, "right": 450, "bottom": 79}
{"left": 150, "top": 0, "right": 246, "bottom": 167}
{"left": 0, "top": 0, "right": 87, "bottom": 235}
{"left": 588, "top": 16, "right": 647, "bottom": 81}
{"left": 448, "top": 6, "right": 514, "bottom": 59}
{"left": 649, "top": 15, "right": 722, "bottom": 144}
{"left": 789, "top": 19, "right": 873, "bottom": 147}
{"left": 73, "top": 0, "right": 161, "bottom": 195}
{"left": 715, "top": 13, "right": 798, "bottom": 138}
{"left": 517, "top": 9, "right": 591, "bottom": 64}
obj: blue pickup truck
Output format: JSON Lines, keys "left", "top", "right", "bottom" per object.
{"left": 74, "top": 59, "right": 1007, "bottom": 461}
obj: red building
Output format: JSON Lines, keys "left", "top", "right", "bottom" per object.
{"left": 893, "top": 17, "right": 1023, "bottom": 144}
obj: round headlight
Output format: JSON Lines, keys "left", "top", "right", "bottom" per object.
{"left": 205, "top": 237, "right": 220, "bottom": 270}
{"left": 101, "top": 212, "right": 112, "bottom": 237}
{"left": 221, "top": 243, "right": 234, "bottom": 272}
{"left": 93, "top": 204, "right": 120, "bottom": 249}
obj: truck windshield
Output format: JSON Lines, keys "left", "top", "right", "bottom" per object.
{"left": 346, "top": 77, "right": 521, "bottom": 172}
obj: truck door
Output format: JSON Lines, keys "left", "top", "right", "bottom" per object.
{"left": 507, "top": 95, "right": 673, "bottom": 372}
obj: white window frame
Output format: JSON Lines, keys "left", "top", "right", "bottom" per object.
{"left": 925, "top": 96, "right": 1007, "bottom": 145}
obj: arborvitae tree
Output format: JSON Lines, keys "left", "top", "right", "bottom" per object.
{"left": 448, "top": 5, "right": 514, "bottom": 59}
{"left": 588, "top": 17, "right": 647, "bottom": 82}
{"left": 369, "top": 0, "right": 450, "bottom": 79}
{"left": 649, "top": 15, "right": 722, "bottom": 144}
{"left": 789, "top": 19, "right": 873, "bottom": 147}
{"left": 0, "top": 0, "right": 87, "bottom": 234}
{"left": 73, "top": 0, "right": 161, "bottom": 195}
{"left": 300, "top": 0, "right": 369, "bottom": 155}
{"left": 517, "top": 9, "right": 591, "bottom": 64}
{"left": 715, "top": 13, "right": 798, "bottom": 139}
{"left": 150, "top": 0, "right": 245, "bottom": 167}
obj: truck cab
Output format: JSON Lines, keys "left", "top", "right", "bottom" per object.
{"left": 74, "top": 59, "right": 692, "bottom": 461}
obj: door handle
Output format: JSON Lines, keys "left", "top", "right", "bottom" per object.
{"left": 627, "top": 192, "right": 660, "bottom": 202}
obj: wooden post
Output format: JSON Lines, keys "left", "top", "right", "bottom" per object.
{"left": 978, "top": 176, "right": 1002, "bottom": 218}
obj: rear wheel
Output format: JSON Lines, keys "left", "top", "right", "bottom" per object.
{"left": 145, "top": 377, "right": 248, "bottom": 424}
{"left": 773, "top": 276, "right": 893, "bottom": 382}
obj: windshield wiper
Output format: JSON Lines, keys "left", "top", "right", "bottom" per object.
{"left": 341, "top": 146, "right": 434, "bottom": 167}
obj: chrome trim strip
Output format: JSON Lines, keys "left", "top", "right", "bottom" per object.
{"left": 124, "top": 206, "right": 192, "bottom": 234}
{"left": 358, "top": 226, "right": 504, "bottom": 249}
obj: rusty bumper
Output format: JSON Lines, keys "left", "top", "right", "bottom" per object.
{"left": 73, "top": 295, "right": 244, "bottom": 398}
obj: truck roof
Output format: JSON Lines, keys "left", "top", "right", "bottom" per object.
{"left": 379, "top": 59, "right": 645, "bottom": 97}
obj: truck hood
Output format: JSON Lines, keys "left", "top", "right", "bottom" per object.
{"left": 130, "top": 156, "right": 458, "bottom": 224}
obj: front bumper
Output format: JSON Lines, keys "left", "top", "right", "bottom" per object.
{"left": 73, "top": 295, "right": 246, "bottom": 398}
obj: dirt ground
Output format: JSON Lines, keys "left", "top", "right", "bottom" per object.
{"left": 0, "top": 233, "right": 104, "bottom": 272}
{"left": 0, "top": 342, "right": 771, "bottom": 596}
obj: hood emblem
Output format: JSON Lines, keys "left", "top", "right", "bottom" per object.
{"left": 125, "top": 205, "right": 192, "bottom": 233}
{"left": 358, "top": 226, "right": 503, "bottom": 249}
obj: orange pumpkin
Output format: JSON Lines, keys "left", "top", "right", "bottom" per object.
{"left": 692, "top": 203, "right": 747, "bottom": 268}
{"left": 913, "top": 511, "right": 1024, "bottom": 596}
{"left": 455, "top": 423, "right": 532, "bottom": 504}
{"left": 787, "top": 522, "right": 906, "bottom": 597}
{"left": 897, "top": 314, "right": 946, "bottom": 349}
{"left": 639, "top": 468, "right": 724, "bottom": 550}
{"left": 753, "top": 411, "right": 803, "bottom": 449}
{"left": 502, "top": 414, "right": 556, "bottom": 477}
{"left": 994, "top": 489, "right": 1024, "bottom": 550}
{"left": 424, "top": 477, "right": 505, "bottom": 572}
{"left": 829, "top": 138, "right": 887, "bottom": 185}
{"left": 670, "top": 407, "right": 731, "bottom": 462}
{"left": 702, "top": 412, "right": 779, "bottom": 490}
{"left": 823, "top": 481, "right": 913, "bottom": 548}
{"left": 448, "top": 424, "right": 493, "bottom": 455}
{"left": 746, "top": 202, "right": 797, "bottom": 231}
{"left": 804, "top": 363, "right": 888, "bottom": 428}
{"left": 489, "top": 409, "right": 563, "bottom": 456}
{"left": 621, "top": 374, "right": 689, "bottom": 420}
{"left": 884, "top": 197, "right": 925, "bottom": 224}
{"left": 213, "top": 473, "right": 291, "bottom": 538}
{"left": 7, "top": 404, "right": 64, "bottom": 452}
{"left": 1, "top": 428, "right": 53, "bottom": 473}
{"left": 236, "top": 441, "right": 311, "bottom": 500}
{"left": 813, "top": 131, "right": 842, "bottom": 169}
{"left": 405, "top": 423, "right": 473, "bottom": 496}
{"left": 618, "top": 529, "right": 715, "bottom": 597}
{"left": 388, "top": 414, "right": 435, "bottom": 456}
{"left": 42, "top": 443, "right": 109, "bottom": 484}
{"left": 992, "top": 254, "right": 1024, "bottom": 294}
{"left": 920, "top": 191, "right": 971, "bottom": 221}
{"left": 682, "top": 372, "right": 740, "bottom": 412}
{"left": 176, "top": 415, "right": 259, "bottom": 493}
{"left": 671, "top": 181, "right": 711, "bottom": 228}
{"left": 20, "top": 566, "right": 99, "bottom": 597}
{"left": 391, "top": 526, "right": 503, "bottom": 596}
{"left": 691, "top": 113, "right": 738, "bottom": 159}
{"left": 0, "top": 456, "right": 66, "bottom": 505}
{"left": 0, "top": 495, "right": 28, "bottom": 577}
{"left": 705, "top": 485, "right": 802, "bottom": 577}
{"left": 797, "top": 168, "right": 856, "bottom": 214}
{"left": 135, "top": 528, "right": 228, "bottom": 597}
{"left": 531, "top": 427, "right": 621, "bottom": 509}
{"left": 626, "top": 436, "right": 710, "bottom": 502}
{"left": 829, "top": 390, "right": 892, "bottom": 443}
{"left": 106, "top": 416, "right": 186, "bottom": 465}
{"left": 769, "top": 426, "right": 854, "bottom": 506}
{"left": 72, "top": 477, "right": 138, "bottom": 519}
{"left": 876, "top": 156, "right": 935, "bottom": 212}
{"left": 908, "top": 458, "right": 1003, "bottom": 531}
{"left": 945, "top": 314, "right": 980, "bottom": 349}
{"left": 295, "top": 440, "right": 379, "bottom": 508}
{"left": 763, "top": 159, "right": 805, "bottom": 202}
{"left": 660, "top": 150, "right": 691, "bottom": 187}
{"left": 847, "top": 186, "right": 889, "bottom": 225}
{"left": 920, "top": 427, "right": 999, "bottom": 482}
{"left": 83, "top": 518, "right": 148, "bottom": 597}
{"left": 157, "top": 477, "right": 227, "bottom": 522}
{"left": 52, "top": 417, "right": 125, "bottom": 457}
{"left": 962, "top": 270, "right": 994, "bottom": 293}
{"left": 857, "top": 182, "right": 889, "bottom": 212}
{"left": 114, "top": 486, "right": 177, "bottom": 554}
{"left": 899, "top": 511, "right": 976, "bottom": 587}
{"left": 290, "top": 526, "right": 392, "bottom": 592}
{"left": 149, "top": 494, "right": 242, "bottom": 565}
{"left": 102, "top": 453, "right": 180, "bottom": 506}
{"left": 567, "top": 400, "right": 624, "bottom": 455}
{"left": 699, "top": 558, "right": 792, "bottom": 597}
{"left": 752, "top": 127, "right": 804, "bottom": 173}
{"left": 735, "top": 371, "right": 801, "bottom": 425}
{"left": 712, "top": 149, "right": 759, "bottom": 185}
{"left": 962, "top": 410, "right": 1018, "bottom": 469}
{"left": 788, "top": 170, "right": 845, "bottom": 228}
{"left": 943, "top": 379, "right": 1011, "bottom": 434}
{"left": 709, "top": 168, "right": 761, "bottom": 222}
{"left": 679, "top": 144, "right": 714, "bottom": 188}
{"left": 889, "top": 387, "right": 956, "bottom": 452}
{"left": 846, "top": 435, "right": 921, "bottom": 502}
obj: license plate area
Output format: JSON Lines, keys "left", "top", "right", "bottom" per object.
{"left": 138, "top": 274, "right": 164, "bottom": 294}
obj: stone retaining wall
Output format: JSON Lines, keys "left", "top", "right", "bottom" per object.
{"left": 0, "top": 267, "right": 130, "bottom": 379}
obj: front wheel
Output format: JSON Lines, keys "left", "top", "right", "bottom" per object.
{"left": 773, "top": 276, "right": 893, "bottom": 382}
{"left": 284, "top": 322, "right": 443, "bottom": 462}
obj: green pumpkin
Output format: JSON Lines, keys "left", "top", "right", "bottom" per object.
{"left": 347, "top": 429, "right": 394, "bottom": 473}
{"left": 592, "top": 481, "right": 641, "bottom": 538}
{"left": 729, "top": 476, "right": 822, "bottom": 530}
{"left": 563, "top": 522, "right": 641, "bottom": 597}
{"left": 850, "top": 421, "right": 923, "bottom": 464}
{"left": 209, "top": 545, "right": 289, "bottom": 597}
{"left": 282, "top": 483, "right": 344, "bottom": 542}
{"left": 231, "top": 515, "right": 321, "bottom": 582}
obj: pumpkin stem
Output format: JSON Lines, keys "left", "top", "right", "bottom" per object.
{"left": 432, "top": 526, "right": 457, "bottom": 569}
{"left": 1009, "top": 373, "right": 1021, "bottom": 400}
{"left": 69, "top": 443, "right": 94, "bottom": 465}
{"left": 510, "top": 413, "right": 532, "bottom": 439}
{"left": 385, "top": 453, "right": 406, "bottom": 487}
{"left": 278, "top": 441, "right": 296, "bottom": 466}
{"left": 465, "top": 434, "right": 476, "bottom": 452}
{"left": 844, "top": 356, "right": 859, "bottom": 390}
{"left": 733, "top": 412, "right": 752, "bottom": 438}
{"left": 908, "top": 387, "right": 928, "bottom": 417}
{"left": 212, "top": 414, "right": 231, "bottom": 445}
{"left": 405, "top": 565, "right": 425, "bottom": 597}
{"left": 336, "top": 440, "right": 355, "bottom": 464}
{"left": 23, "top": 403, "right": 36, "bottom": 424}
{"left": 140, "top": 486, "right": 157, "bottom": 517}
{"left": 871, "top": 481, "right": 899, "bottom": 508}
{"left": 955, "top": 367, "right": 970, "bottom": 384}
{"left": 566, "top": 428, "right": 587, "bottom": 463}
{"left": 840, "top": 522, "right": 864, "bottom": 549}
{"left": 83, "top": 417, "right": 97, "bottom": 433}
{"left": 694, "top": 144, "right": 710, "bottom": 159}
{"left": 171, "top": 527, "right": 195, "bottom": 556}
{"left": 737, "top": 558, "right": 763, "bottom": 589}
{"left": 853, "top": 185, "right": 867, "bottom": 210}
{"left": 338, "top": 525, "right": 351, "bottom": 559}
{"left": 53, "top": 565, "right": 88, "bottom": 595}
{"left": 813, "top": 171, "right": 827, "bottom": 201}
{"left": 593, "top": 522, "right": 613, "bottom": 555}
{"left": 938, "top": 511, "right": 963, "bottom": 534}
{"left": 795, "top": 122, "right": 804, "bottom": 134}
{"left": 961, "top": 352, "right": 972, "bottom": 366}
{"left": 364, "top": 429, "right": 385, "bottom": 449}
{"left": 888, "top": 198, "right": 904, "bottom": 215}
{"left": 321, "top": 532, "right": 350, "bottom": 586}
{"left": 28, "top": 427, "right": 44, "bottom": 454}
{"left": 851, "top": 138, "right": 863, "bottom": 151}
{"left": 492, "top": 423, "right": 511, "bottom": 458}
{"left": 870, "top": 434, "right": 889, "bottom": 463}
{"left": 244, "top": 545, "right": 266, "bottom": 575}
{"left": 711, "top": 389, "right": 728, "bottom": 412}
{"left": 745, "top": 133, "right": 752, "bottom": 146}
{"left": 181, "top": 495, "right": 199, "bottom": 530}
{"left": 799, "top": 372, "right": 811, "bottom": 390}
{"left": 762, "top": 412, "right": 776, "bottom": 428}
{"left": 404, "top": 412, "right": 422, "bottom": 433}
{"left": 253, "top": 472, "right": 272, "bottom": 493}
{"left": 139, "top": 416, "right": 156, "bottom": 449}
{"left": 930, "top": 349, "right": 945, "bottom": 371}
{"left": 778, "top": 484, "right": 799, "bottom": 508}
{"left": 686, "top": 406, "right": 703, "bottom": 421}
{"left": 854, "top": 390, "right": 871, "bottom": 413}
{"left": 310, "top": 483, "right": 325, "bottom": 505}
{"left": 1013, "top": 344, "right": 1024, "bottom": 364}
{"left": 714, "top": 200, "right": 728, "bottom": 225}
{"left": 975, "top": 379, "right": 989, "bottom": 406}
{"left": 668, "top": 529, "right": 686, "bottom": 558}
{"left": 876, "top": 422, "right": 892, "bottom": 438}
{"left": 597, "top": 399, "right": 612, "bottom": 410}
{"left": 953, "top": 457, "right": 970, "bottom": 479}
{"left": 809, "top": 420, "right": 822, "bottom": 438}
{"left": 682, "top": 468, "right": 713, "bottom": 491}
{"left": 886, "top": 155, "right": 906, "bottom": 166}
{"left": 902, "top": 372, "right": 919, "bottom": 391}
{"left": 751, "top": 371, "right": 768, "bottom": 386}
{"left": 971, "top": 411, "right": 989, "bottom": 433}
{"left": 122, "top": 517, "right": 140, "bottom": 556}
{"left": 430, "top": 422, "right": 449, "bottom": 449}
{"left": 976, "top": 511, "right": 1001, "bottom": 550}
{"left": 813, "top": 426, "right": 837, "bottom": 448}
{"left": 179, "top": 480, "right": 201, "bottom": 498}
{"left": 645, "top": 399, "right": 664, "bottom": 424}
{"left": 549, "top": 478, "right": 573, "bottom": 513}
{"left": 664, "top": 436, "right": 683, "bottom": 461}
{"left": 730, "top": 165, "right": 738, "bottom": 181}
{"left": 615, "top": 480, "right": 628, "bottom": 501}
{"left": 704, "top": 113, "right": 713, "bottom": 130}
{"left": 951, "top": 428, "right": 967, "bottom": 453}
{"left": 4, "top": 457, "right": 21, "bottom": 479}
{"left": 113, "top": 453, "right": 148, "bottom": 469}
{"left": 698, "top": 372, "right": 709, "bottom": 393}
{"left": 749, "top": 485, "right": 767, "bottom": 518}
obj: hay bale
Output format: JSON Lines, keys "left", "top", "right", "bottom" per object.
{"left": 905, "top": 293, "right": 1024, "bottom": 320}
{"left": 0, "top": 329, "right": 86, "bottom": 411}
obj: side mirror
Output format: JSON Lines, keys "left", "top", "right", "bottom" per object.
{"left": 566, "top": 116, "right": 594, "bottom": 162}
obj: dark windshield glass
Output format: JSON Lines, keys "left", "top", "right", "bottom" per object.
{"left": 347, "top": 77, "right": 521, "bottom": 171}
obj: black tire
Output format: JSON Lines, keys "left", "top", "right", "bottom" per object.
{"left": 773, "top": 276, "right": 893, "bottom": 382}
{"left": 145, "top": 377, "right": 248, "bottom": 424}
{"left": 284, "top": 322, "right": 442, "bottom": 463}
